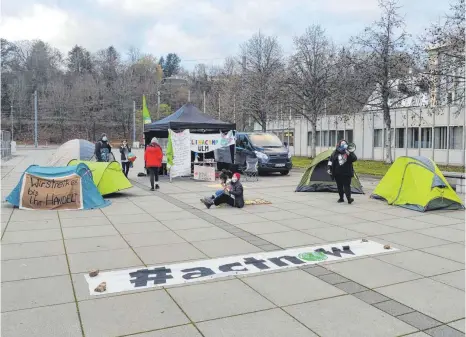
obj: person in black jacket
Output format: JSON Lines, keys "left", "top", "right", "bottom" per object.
{"left": 119, "top": 139, "right": 131, "bottom": 177}
{"left": 95, "top": 133, "right": 112, "bottom": 162}
{"left": 327, "top": 139, "right": 357, "bottom": 204}
{"left": 201, "top": 173, "right": 244, "bottom": 209}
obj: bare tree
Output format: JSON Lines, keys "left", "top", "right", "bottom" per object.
{"left": 346, "top": 0, "right": 416, "bottom": 163}
{"left": 287, "top": 25, "right": 336, "bottom": 157}
{"left": 241, "top": 32, "right": 285, "bottom": 131}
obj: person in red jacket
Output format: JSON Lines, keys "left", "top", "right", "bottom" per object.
{"left": 144, "top": 137, "right": 163, "bottom": 191}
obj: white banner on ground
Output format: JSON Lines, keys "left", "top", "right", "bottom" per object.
{"left": 190, "top": 131, "right": 235, "bottom": 153}
{"left": 85, "top": 240, "right": 395, "bottom": 296}
{"left": 193, "top": 165, "right": 216, "bottom": 181}
{"left": 169, "top": 129, "right": 191, "bottom": 178}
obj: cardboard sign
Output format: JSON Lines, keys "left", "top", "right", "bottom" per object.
{"left": 193, "top": 165, "right": 216, "bottom": 182}
{"left": 190, "top": 131, "right": 235, "bottom": 153}
{"left": 85, "top": 240, "right": 396, "bottom": 296}
{"left": 20, "top": 173, "right": 83, "bottom": 210}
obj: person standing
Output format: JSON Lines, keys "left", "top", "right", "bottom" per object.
{"left": 144, "top": 137, "right": 163, "bottom": 191}
{"left": 95, "top": 133, "right": 112, "bottom": 162}
{"left": 327, "top": 139, "right": 357, "bottom": 204}
{"left": 202, "top": 173, "right": 244, "bottom": 209}
{"left": 120, "top": 140, "right": 131, "bottom": 177}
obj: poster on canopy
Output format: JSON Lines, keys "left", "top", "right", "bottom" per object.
{"left": 167, "top": 129, "right": 191, "bottom": 178}
{"left": 190, "top": 131, "right": 235, "bottom": 153}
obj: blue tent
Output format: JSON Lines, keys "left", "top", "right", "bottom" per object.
{"left": 48, "top": 139, "right": 97, "bottom": 167}
{"left": 6, "top": 164, "right": 111, "bottom": 210}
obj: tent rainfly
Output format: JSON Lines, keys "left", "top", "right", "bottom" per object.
{"left": 295, "top": 149, "right": 364, "bottom": 194}
{"left": 48, "top": 139, "right": 96, "bottom": 167}
{"left": 371, "top": 156, "right": 464, "bottom": 212}
{"left": 68, "top": 160, "right": 132, "bottom": 196}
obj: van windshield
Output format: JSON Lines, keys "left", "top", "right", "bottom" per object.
{"left": 249, "top": 134, "right": 283, "bottom": 148}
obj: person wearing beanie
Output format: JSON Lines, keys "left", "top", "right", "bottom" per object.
{"left": 95, "top": 133, "right": 112, "bottom": 162}
{"left": 202, "top": 172, "right": 244, "bottom": 209}
{"left": 144, "top": 137, "right": 163, "bottom": 191}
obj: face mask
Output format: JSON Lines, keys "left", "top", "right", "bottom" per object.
{"left": 231, "top": 177, "right": 238, "bottom": 183}
{"left": 123, "top": 142, "right": 127, "bottom": 146}
{"left": 102, "top": 137, "right": 108, "bottom": 142}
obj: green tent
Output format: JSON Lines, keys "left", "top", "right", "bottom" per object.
{"left": 295, "top": 149, "right": 364, "bottom": 194}
{"left": 68, "top": 160, "right": 132, "bottom": 196}
{"left": 371, "top": 156, "right": 464, "bottom": 212}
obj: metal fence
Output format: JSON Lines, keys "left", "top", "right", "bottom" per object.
{"left": 1, "top": 130, "right": 12, "bottom": 159}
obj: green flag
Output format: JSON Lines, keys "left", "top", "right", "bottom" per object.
{"left": 142, "top": 95, "right": 151, "bottom": 124}
{"left": 166, "top": 130, "right": 173, "bottom": 168}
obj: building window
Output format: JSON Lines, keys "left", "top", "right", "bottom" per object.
{"left": 345, "top": 130, "right": 353, "bottom": 143}
{"left": 337, "top": 130, "right": 344, "bottom": 141}
{"left": 308, "top": 132, "right": 322, "bottom": 146}
{"left": 284, "top": 131, "right": 294, "bottom": 146}
{"left": 385, "top": 128, "right": 395, "bottom": 146}
{"left": 329, "top": 131, "right": 336, "bottom": 146}
{"left": 316, "top": 131, "right": 321, "bottom": 146}
{"left": 450, "top": 126, "right": 463, "bottom": 149}
{"left": 373, "top": 129, "right": 383, "bottom": 147}
{"left": 395, "top": 128, "right": 405, "bottom": 148}
{"left": 322, "top": 131, "right": 329, "bottom": 146}
{"left": 421, "top": 127, "right": 432, "bottom": 148}
{"left": 434, "top": 127, "right": 447, "bottom": 149}
{"left": 407, "top": 128, "right": 419, "bottom": 148}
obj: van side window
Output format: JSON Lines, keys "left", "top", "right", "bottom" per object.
{"left": 236, "top": 135, "right": 243, "bottom": 148}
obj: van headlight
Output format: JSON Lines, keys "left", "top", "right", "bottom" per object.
{"left": 254, "top": 151, "right": 268, "bottom": 162}
{"left": 288, "top": 151, "right": 292, "bottom": 159}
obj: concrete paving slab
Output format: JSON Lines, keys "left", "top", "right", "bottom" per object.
{"left": 449, "top": 319, "right": 465, "bottom": 333}
{"left": 377, "top": 278, "right": 465, "bottom": 323}
{"left": 375, "top": 231, "right": 452, "bottom": 249}
{"left": 257, "top": 210, "right": 305, "bottom": 221}
{"left": 303, "top": 226, "right": 364, "bottom": 241}
{"left": 351, "top": 210, "right": 400, "bottom": 221}
{"left": 376, "top": 217, "right": 437, "bottom": 230}
{"left": 352, "top": 290, "right": 390, "bottom": 304}
{"left": 409, "top": 214, "right": 463, "bottom": 226}
{"left": 113, "top": 221, "right": 170, "bottom": 234}
{"left": 133, "top": 325, "right": 203, "bottom": 337}
{"left": 2, "top": 254, "right": 69, "bottom": 281}
{"left": 342, "top": 222, "right": 405, "bottom": 236}
{"left": 376, "top": 250, "right": 464, "bottom": 277}
{"left": 276, "top": 217, "right": 331, "bottom": 230}
{"left": 258, "top": 231, "right": 322, "bottom": 248}
{"left": 60, "top": 216, "right": 111, "bottom": 227}
{"left": 106, "top": 213, "right": 156, "bottom": 225}
{"left": 310, "top": 214, "right": 366, "bottom": 225}
{"left": 192, "top": 237, "right": 262, "bottom": 258}
{"left": 431, "top": 270, "right": 465, "bottom": 291}
{"left": 284, "top": 295, "right": 417, "bottom": 337}
{"left": 396, "top": 311, "right": 442, "bottom": 330}
{"left": 5, "top": 219, "right": 61, "bottom": 231}
{"left": 2, "top": 228, "right": 62, "bottom": 243}
{"left": 243, "top": 269, "right": 344, "bottom": 306}
{"left": 152, "top": 211, "right": 200, "bottom": 221}
{"left": 416, "top": 227, "right": 465, "bottom": 243}
{"left": 79, "top": 290, "right": 189, "bottom": 337}
{"left": 425, "top": 325, "right": 465, "bottom": 337}
{"left": 123, "top": 231, "right": 186, "bottom": 248}
{"left": 67, "top": 248, "right": 141, "bottom": 273}
{"left": 102, "top": 204, "right": 145, "bottom": 216}
{"left": 9, "top": 210, "right": 59, "bottom": 222}
{"left": 167, "top": 279, "right": 275, "bottom": 322}
{"left": 216, "top": 213, "right": 269, "bottom": 225}
{"left": 174, "top": 227, "right": 235, "bottom": 242}
{"left": 326, "top": 257, "right": 421, "bottom": 288}
{"left": 134, "top": 242, "right": 208, "bottom": 265}
{"left": 59, "top": 209, "right": 105, "bottom": 219}
{"left": 197, "top": 308, "right": 318, "bottom": 337}
{"left": 65, "top": 235, "right": 129, "bottom": 254}
{"left": 1, "top": 240, "right": 65, "bottom": 260}
{"left": 62, "top": 225, "right": 119, "bottom": 239}
{"left": 373, "top": 300, "right": 415, "bottom": 316}
{"left": 236, "top": 221, "right": 293, "bottom": 235}
{"left": 243, "top": 205, "right": 281, "bottom": 214}
{"left": 1, "top": 275, "right": 74, "bottom": 312}
{"left": 1, "top": 303, "right": 82, "bottom": 337}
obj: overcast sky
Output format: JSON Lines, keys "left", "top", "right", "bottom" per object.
{"left": 1, "top": 0, "right": 452, "bottom": 69}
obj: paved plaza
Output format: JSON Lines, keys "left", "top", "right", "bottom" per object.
{"left": 1, "top": 148, "right": 465, "bottom": 337}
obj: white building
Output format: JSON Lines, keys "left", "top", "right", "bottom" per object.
{"left": 255, "top": 104, "right": 465, "bottom": 166}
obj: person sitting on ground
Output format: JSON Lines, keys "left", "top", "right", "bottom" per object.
{"left": 144, "top": 137, "right": 163, "bottom": 191}
{"left": 327, "top": 139, "right": 357, "bottom": 204}
{"left": 202, "top": 172, "right": 244, "bottom": 209}
{"left": 201, "top": 169, "right": 233, "bottom": 203}
{"left": 95, "top": 133, "right": 112, "bottom": 162}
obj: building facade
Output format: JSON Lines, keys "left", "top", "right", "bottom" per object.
{"left": 255, "top": 105, "right": 465, "bottom": 166}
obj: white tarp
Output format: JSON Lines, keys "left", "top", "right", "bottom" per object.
{"left": 85, "top": 240, "right": 395, "bottom": 296}
{"left": 190, "top": 131, "right": 235, "bottom": 153}
{"left": 168, "top": 129, "right": 191, "bottom": 178}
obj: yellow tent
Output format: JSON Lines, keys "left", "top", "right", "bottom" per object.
{"left": 68, "top": 160, "right": 132, "bottom": 196}
{"left": 371, "top": 156, "right": 464, "bottom": 212}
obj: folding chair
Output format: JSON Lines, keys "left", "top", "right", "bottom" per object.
{"left": 244, "top": 157, "right": 259, "bottom": 182}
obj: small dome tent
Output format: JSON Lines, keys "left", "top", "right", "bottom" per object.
{"left": 295, "top": 149, "right": 364, "bottom": 194}
{"left": 371, "top": 156, "right": 464, "bottom": 212}
{"left": 68, "top": 160, "right": 132, "bottom": 196}
{"left": 6, "top": 164, "right": 110, "bottom": 210}
{"left": 48, "top": 139, "right": 96, "bottom": 167}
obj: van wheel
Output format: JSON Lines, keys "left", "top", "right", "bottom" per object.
{"left": 280, "top": 170, "right": 289, "bottom": 176}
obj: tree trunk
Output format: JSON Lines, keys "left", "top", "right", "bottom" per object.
{"left": 384, "top": 112, "right": 393, "bottom": 164}
{"left": 310, "top": 120, "right": 317, "bottom": 158}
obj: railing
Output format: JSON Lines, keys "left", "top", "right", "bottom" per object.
{"left": 1, "top": 130, "right": 12, "bottom": 160}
